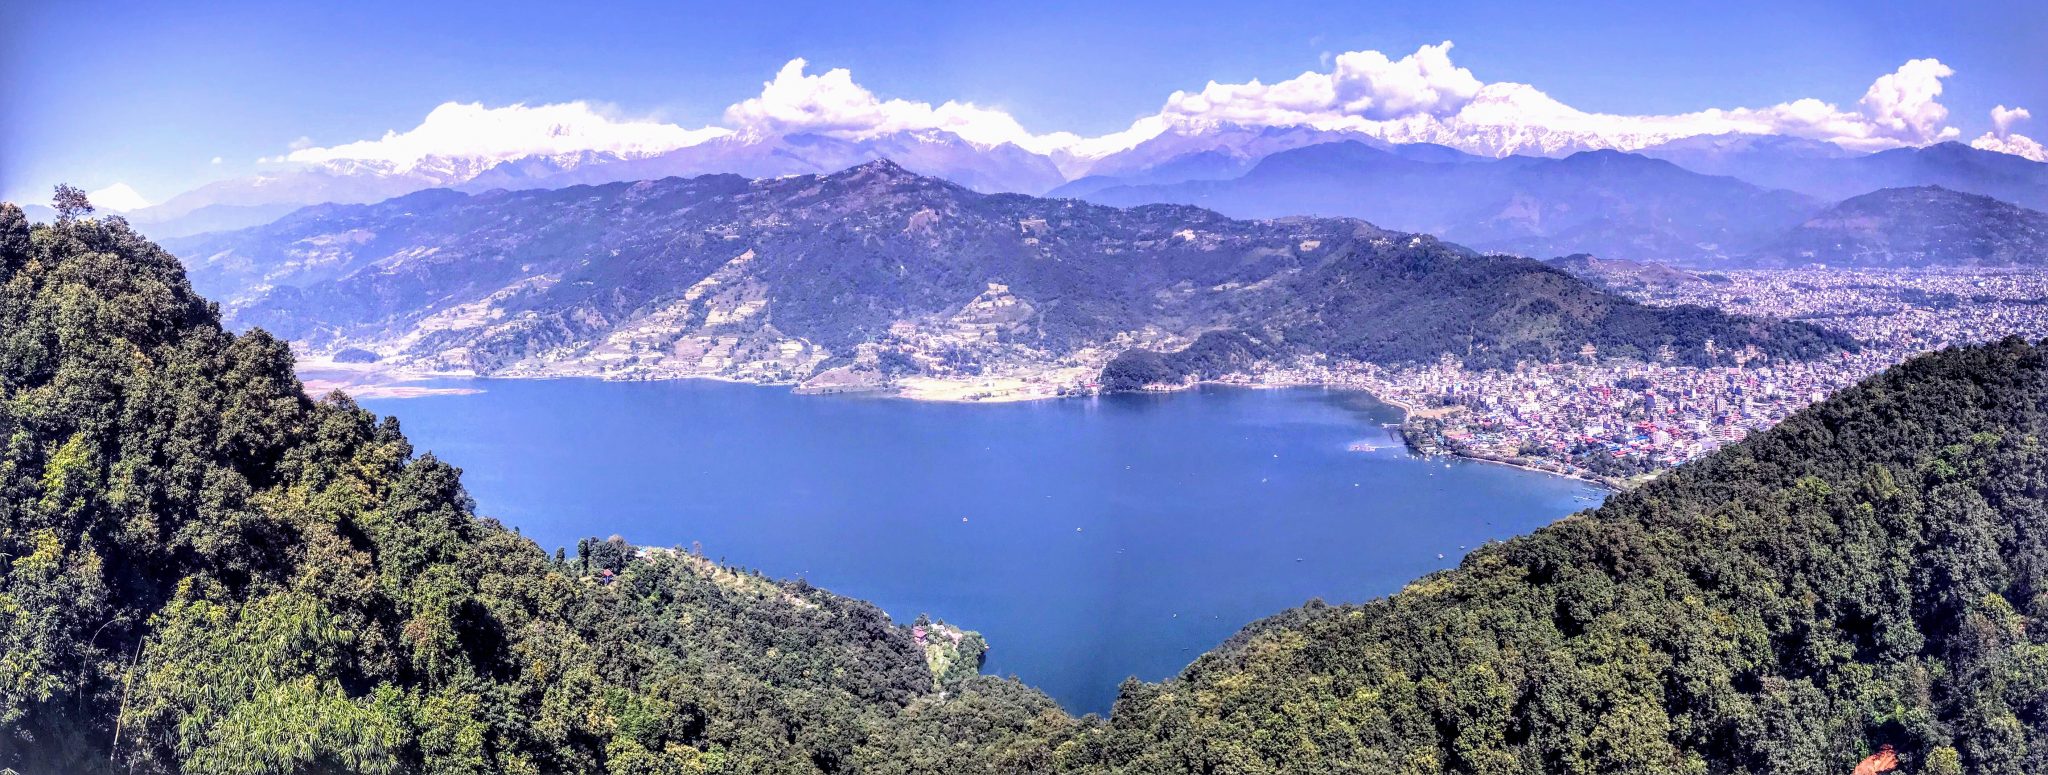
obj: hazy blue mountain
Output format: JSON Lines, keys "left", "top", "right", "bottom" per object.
{"left": 1382, "top": 141, "right": 1493, "bottom": 164}
{"left": 163, "top": 161, "right": 1845, "bottom": 381}
{"left": 1755, "top": 185, "right": 2048, "bottom": 267}
{"left": 1075, "top": 124, "right": 1382, "bottom": 180}
{"left": 518, "top": 130, "right": 1068, "bottom": 195}
{"left": 1051, "top": 140, "right": 1491, "bottom": 200}
{"left": 1643, "top": 137, "right": 2048, "bottom": 210}
{"left": 1050, "top": 151, "right": 1256, "bottom": 199}
{"left": 116, "top": 160, "right": 499, "bottom": 240}
{"left": 1635, "top": 132, "right": 1860, "bottom": 179}
{"left": 1083, "top": 142, "right": 1821, "bottom": 264}
{"left": 450, "top": 149, "right": 647, "bottom": 192}
{"left": 117, "top": 131, "right": 1068, "bottom": 242}
{"left": 1822, "top": 143, "right": 2048, "bottom": 210}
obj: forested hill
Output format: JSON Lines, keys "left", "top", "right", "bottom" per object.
{"left": 162, "top": 161, "right": 1846, "bottom": 379}
{"left": 0, "top": 204, "right": 1070, "bottom": 772}
{"left": 1086, "top": 337, "right": 2048, "bottom": 774}
{"left": 10, "top": 202, "right": 2048, "bottom": 774}
{"left": 1756, "top": 186, "right": 2048, "bottom": 268}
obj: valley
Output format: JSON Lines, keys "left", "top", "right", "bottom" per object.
{"left": 9, "top": 205, "right": 2048, "bottom": 772}
{"left": 164, "top": 161, "right": 1843, "bottom": 401}
{"left": 170, "top": 156, "right": 2048, "bottom": 486}
{"left": 353, "top": 376, "right": 1598, "bottom": 713}
{"left": 14, "top": 13, "right": 2048, "bottom": 772}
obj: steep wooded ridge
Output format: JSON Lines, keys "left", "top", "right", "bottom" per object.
{"left": 1757, "top": 186, "right": 2048, "bottom": 268}
{"left": 1089, "top": 338, "right": 2048, "bottom": 774}
{"left": 9, "top": 205, "right": 2048, "bottom": 775}
{"left": 163, "top": 161, "right": 1845, "bottom": 383}
{"left": 0, "top": 205, "right": 1064, "bottom": 774}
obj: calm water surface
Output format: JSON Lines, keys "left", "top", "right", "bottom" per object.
{"left": 357, "top": 379, "right": 1604, "bottom": 713}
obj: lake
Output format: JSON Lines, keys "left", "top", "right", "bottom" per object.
{"left": 357, "top": 378, "right": 1604, "bottom": 713}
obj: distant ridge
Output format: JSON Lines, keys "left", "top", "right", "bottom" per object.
{"left": 1080, "top": 142, "right": 1821, "bottom": 264}
{"left": 159, "top": 160, "right": 1848, "bottom": 386}
{"left": 1755, "top": 185, "right": 2048, "bottom": 267}
{"left": 1641, "top": 138, "right": 2048, "bottom": 210}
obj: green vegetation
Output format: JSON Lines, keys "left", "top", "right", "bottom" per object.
{"left": 164, "top": 162, "right": 1847, "bottom": 378}
{"left": 0, "top": 203, "right": 1070, "bottom": 774}
{"left": 6, "top": 199, "right": 2048, "bottom": 773}
{"left": 1098, "top": 331, "right": 1273, "bottom": 391}
{"left": 1104, "top": 235, "right": 1853, "bottom": 390}
{"left": 1083, "top": 337, "right": 2048, "bottom": 774}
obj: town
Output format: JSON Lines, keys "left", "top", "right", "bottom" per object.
{"left": 1232, "top": 267, "right": 2048, "bottom": 487}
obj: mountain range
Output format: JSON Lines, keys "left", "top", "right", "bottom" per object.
{"left": 65, "top": 120, "right": 2048, "bottom": 277}
{"left": 1078, "top": 142, "right": 1821, "bottom": 264}
{"left": 162, "top": 161, "right": 1847, "bottom": 389}
{"left": 1077, "top": 140, "right": 2048, "bottom": 268}
{"left": 1640, "top": 136, "right": 2048, "bottom": 209}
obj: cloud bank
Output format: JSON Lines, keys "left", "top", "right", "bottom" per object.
{"left": 276, "top": 101, "right": 731, "bottom": 171}
{"left": 1973, "top": 104, "right": 2046, "bottom": 161}
{"left": 1148, "top": 44, "right": 1962, "bottom": 154}
{"left": 269, "top": 43, "right": 2035, "bottom": 173}
{"left": 86, "top": 183, "right": 151, "bottom": 212}
{"left": 723, "top": 58, "right": 1051, "bottom": 151}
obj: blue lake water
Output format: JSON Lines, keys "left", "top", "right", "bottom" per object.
{"left": 357, "top": 378, "right": 1604, "bottom": 714}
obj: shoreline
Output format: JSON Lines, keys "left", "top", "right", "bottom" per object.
{"left": 1443, "top": 451, "right": 1619, "bottom": 492}
{"left": 1226, "top": 379, "right": 1622, "bottom": 491}
{"left": 311, "top": 363, "right": 1619, "bottom": 490}
{"left": 1335, "top": 383, "right": 1623, "bottom": 491}
{"left": 1146, "top": 377, "right": 1623, "bottom": 491}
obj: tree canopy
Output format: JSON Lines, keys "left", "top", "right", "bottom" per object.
{"left": 0, "top": 203, "right": 1061, "bottom": 774}
{"left": 3, "top": 201, "right": 2044, "bottom": 773}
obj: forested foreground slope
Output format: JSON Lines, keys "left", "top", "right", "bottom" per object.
{"left": 1088, "top": 339, "right": 2048, "bottom": 774}
{"left": 0, "top": 205, "right": 1072, "bottom": 773}
{"left": 5, "top": 203, "right": 2048, "bottom": 774}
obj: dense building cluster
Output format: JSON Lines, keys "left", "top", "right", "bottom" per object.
{"left": 1645, "top": 268, "right": 2048, "bottom": 351}
{"left": 1241, "top": 268, "right": 2048, "bottom": 485}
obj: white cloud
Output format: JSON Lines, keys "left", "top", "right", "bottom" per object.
{"left": 278, "top": 102, "right": 731, "bottom": 171}
{"left": 239, "top": 44, "right": 2030, "bottom": 187}
{"left": 1972, "top": 104, "right": 2045, "bottom": 161}
{"left": 210, "top": 156, "right": 224, "bottom": 165}
{"left": 1160, "top": 42, "right": 1482, "bottom": 127}
{"left": 1993, "top": 105, "right": 2031, "bottom": 134}
{"left": 1131, "top": 44, "right": 1964, "bottom": 156}
{"left": 1976, "top": 133, "right": 2047, "bottom": 161}
{"left": 723, "top": 58, "right": 1051, "bottom": 151}
{"left": 1850, "top": 58, "right": 1957, "bottom": 145}
{"left": 86, "top": 183, "right": 150, "bottom": 212}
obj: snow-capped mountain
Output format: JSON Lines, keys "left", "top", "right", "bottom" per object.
{"left": 104, "top": 118, "right": 2048, "bottom": 245}
{"left": 126, "top": 151, "right": 655, "bottom": 238}
{"left": 117, "top": 129, "right": 1068, "bottom": 237}
{"left": 1073, "top": 123, "right": 1383, "bottom": 180}
{"left": 516, "top": 129, "right": 1066, "bottom": 195}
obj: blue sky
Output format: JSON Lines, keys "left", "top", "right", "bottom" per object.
{"left": 6, "top": 0, "right": 2046, "bottom": 205}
